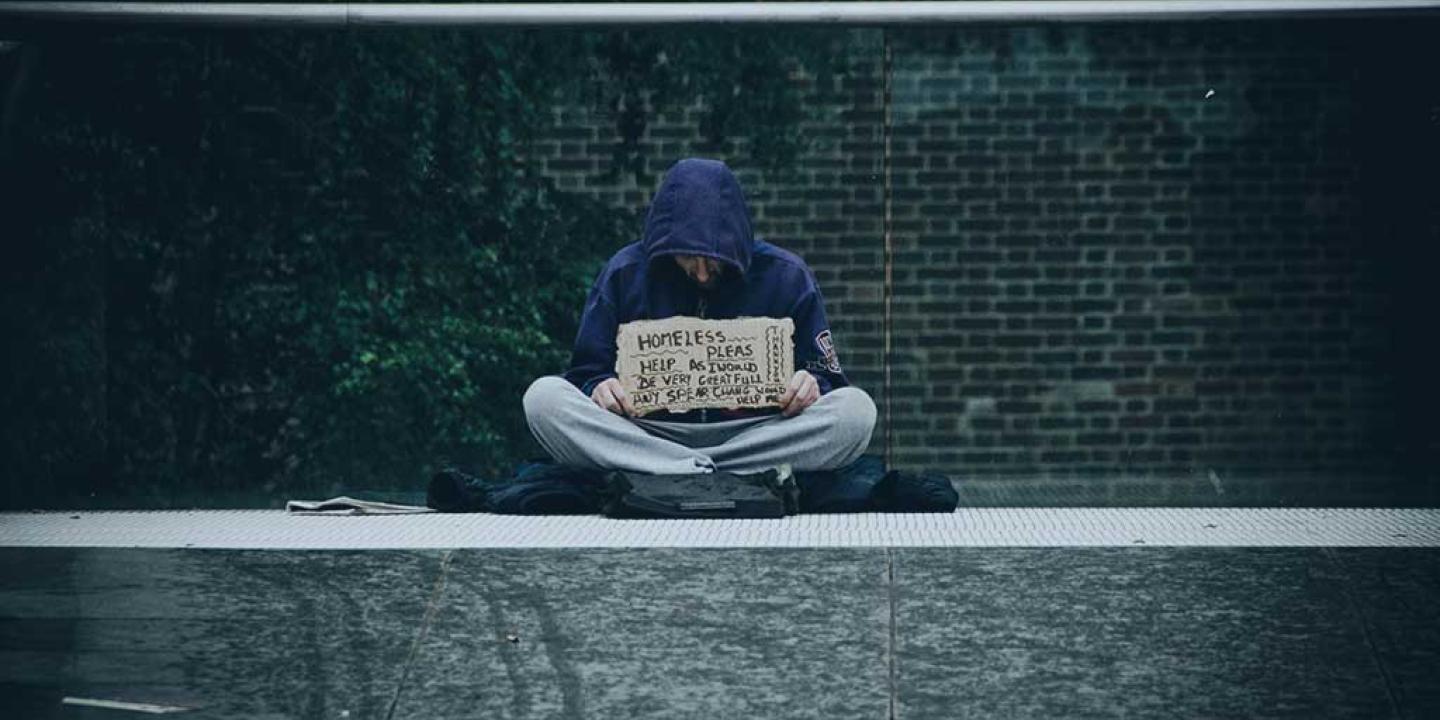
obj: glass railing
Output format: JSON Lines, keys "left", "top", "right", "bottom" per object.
{"left": 2, "top": 4, "right": 1437, "bottom": 508}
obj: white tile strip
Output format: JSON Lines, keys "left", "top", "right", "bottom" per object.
{"left": 1, "top": 508, "right": 1438, "bottom": 549}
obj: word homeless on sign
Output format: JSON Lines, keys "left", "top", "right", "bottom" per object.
{"left": 615, "top": 316, "right": 794, "bottom": 415}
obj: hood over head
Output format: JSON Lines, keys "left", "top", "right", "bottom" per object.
{"left": 641, "top": 158, "right": 754, "bottom": 275}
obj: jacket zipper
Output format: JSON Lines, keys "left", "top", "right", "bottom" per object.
{"left": 697, "top": 295, "right": 708, "bottom": 424}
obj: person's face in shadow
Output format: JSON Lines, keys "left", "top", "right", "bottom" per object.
{"left": 673, "top": 255, "right": 724, "bottom": 290}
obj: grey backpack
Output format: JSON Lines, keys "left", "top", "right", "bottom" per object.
{"left": 602, "top": 465, "right": 799, "bottom": 519}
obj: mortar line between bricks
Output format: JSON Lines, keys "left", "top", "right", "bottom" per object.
{"left": 385, "top": 549, "right": 455, "bottom": 720}
{"left": 881, "top": 24, "right": 895, "bottom": 469}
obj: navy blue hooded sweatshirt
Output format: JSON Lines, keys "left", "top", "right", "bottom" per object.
{"left": 563, "top": 158, "right": 849, "bottom": 422}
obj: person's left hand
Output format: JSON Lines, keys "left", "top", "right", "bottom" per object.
{"left": 776, "top": 370, "right": 820, "bottom": 417}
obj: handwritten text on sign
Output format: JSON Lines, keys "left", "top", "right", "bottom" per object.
{"left": 616, "top": 316, "right": 794, "bottom": 415}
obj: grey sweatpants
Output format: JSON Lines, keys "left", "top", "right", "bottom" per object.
{"left": 523, "top": 376, "right": 877, "bottom": 475}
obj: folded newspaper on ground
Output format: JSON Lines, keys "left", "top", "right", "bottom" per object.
{"left": 286, "top": 496, "right": 435, "bottom": 515}
{"left": 616, "top": 316, "right": 794, "bottom": 416}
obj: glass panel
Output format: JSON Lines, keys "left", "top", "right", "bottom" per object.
{"left": 3, "top": 14, "right": 1437, "bottom": 510}
{"left": 887, "top": 21, "right": 1439, "bottom": 505}
{"left": 1, "top": 26, "right": 885, "bottom": 508}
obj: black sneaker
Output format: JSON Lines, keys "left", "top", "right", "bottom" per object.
{"left": 426, "top": 466, "right": 490, "bottom": 512}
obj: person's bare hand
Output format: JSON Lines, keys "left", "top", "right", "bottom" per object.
{"left": 591, "top": 378, "right": 636, "bottom": 417}
{"left": 776, "top": 370, "right": 820, "bottom": 417}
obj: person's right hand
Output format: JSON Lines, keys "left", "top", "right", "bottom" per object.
{"left": 590, "top": 378, "right": 636, "bottom": 417}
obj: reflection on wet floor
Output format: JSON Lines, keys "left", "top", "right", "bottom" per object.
{"left": 1, "top": 547, "right": 1437, "bottom": 719}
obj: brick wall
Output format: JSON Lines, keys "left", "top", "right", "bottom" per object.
{"left": 534, "top": 21, "right": 1439, "bottom": 483}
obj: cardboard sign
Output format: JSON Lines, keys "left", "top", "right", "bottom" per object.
{"left": 616, "top": 316, "right": 794, "bottom": 415}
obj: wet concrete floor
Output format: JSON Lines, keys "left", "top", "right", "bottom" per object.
{"left": 1, "top": 547, "right": 1436, "bottom": 719}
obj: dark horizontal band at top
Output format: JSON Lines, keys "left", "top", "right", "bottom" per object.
{"left": 0, "top": 1, "right": 1438, "bottom": 28}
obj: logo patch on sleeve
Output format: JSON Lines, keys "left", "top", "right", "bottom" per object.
{"left": 812, "top": 330, "right": 842, "bottom": 374}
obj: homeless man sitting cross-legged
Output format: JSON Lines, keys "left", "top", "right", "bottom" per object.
{"left": 523, "top": 158, "right": 876, "bottom": 476}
